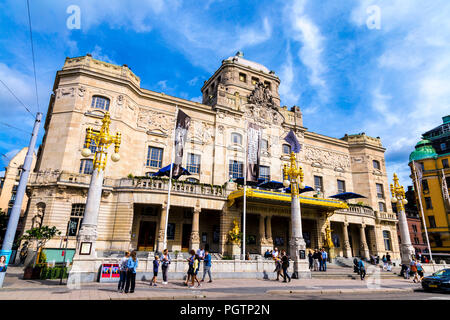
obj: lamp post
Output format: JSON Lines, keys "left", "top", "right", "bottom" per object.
{"left": 68, "top": 112, "right": 121, "bottom": 283}
{"left": 390, "top": 173, "right": 415, "bottom": 265}
{"left": 283, "top": 152, "right": 310, "bottom": 279}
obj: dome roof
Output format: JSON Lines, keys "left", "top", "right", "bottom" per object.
{"left": 409, "top": 139, "right": 438, "bottom": 162}
{"left": 224, "top": 52, "right": 271, "bottom": 74}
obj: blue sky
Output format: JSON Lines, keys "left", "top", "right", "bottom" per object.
{"left": 0, "top": 0, "right": 449, "bottom": 188}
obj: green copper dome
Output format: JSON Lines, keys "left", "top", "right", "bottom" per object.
{"left": 409, "top": 139, "right": 438, "bottom": 162}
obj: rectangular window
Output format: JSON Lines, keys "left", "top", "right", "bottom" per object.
{"left": 79, "top": 159, "right": 93, "bottom": 174}
{"left": 412, "top": 224, "right": 418, "bottom": 233}
{"left": 314, "top": 176, "right": 324, "bottom": 193}
{"left": 187, "top": 153, "right": 201, "bottom": 174}
{"left": 264, "top": 81, "right": 271, "bottom": 90}
{"left": 68, "top": 204, "right": 85, "bottom": 236}
{"left": 251, "top": 77, "right": 259, "bottom": 85}
{"left": 259, "top": 166, "right": 270, "bottom": 182}
{"left": 383, "top": 230, "right": 392, "bottom": 251}
{"left": 147, "top": 147, "right": 163, "bottom": 168}
{"left": 282, "top": 144, "right": 291, "bottom": 154}
{"left": 420, "top": 162, "right": 425, "bottom": 171}
{"left": 434, "top": 234, "right": 443, "bottom": 247}
{"left": 428, "top": 215, "right": 436, "bottom": 228}
{"left": 441, "top": 142, "right": 447, "bottom": 151}
{"left": 414, "top": 237, "right": 420, "bottom": 245}
{"left": 239, "top": 73, "right": 246, "bottom": 82}
{"left": 337, "top": 180, "right": 346, "bottom": 193}
{"left": 373, "top": 160, "right": 381, "bottom": 170}
{"left": 425, "top": 197, "right": 433, "bottom": 210}
{"left": 167, "top": 223, "right": 175, "bottom": 240}
{"left": 422, "top": 179, "right": 429, "bottom": 192}
{"left": 229, "top": 160, "right": 243, "bottom": 179}
{"left": 85, "top": 130, "right": 99, "bottom": 153}
{"left": 376, "top": 183, "right": 384, "bottom": 199}
{"left": 442, "top": 159, "right": 449, "bottom": 168}
{"left": 378, "top": 202, "right": 386, "bottom": 212}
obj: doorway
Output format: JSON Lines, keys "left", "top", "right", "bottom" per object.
{"left": 182, "top": 224, "right": 192, "bottom": 252}
{"left": 137, "top": 221, "right": 156, "bottom": 251}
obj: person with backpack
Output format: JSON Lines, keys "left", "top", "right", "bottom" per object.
{"left": 201, "top": 250, "right": 212, "bottom": 283}
{"left": 161, "top": 249, "right": 171, "bottom": 284}
{"left": 124, "top": 251, "right": 138, "bottom": 293}
{"left": 184, "top": 250, "right": 195, "bottom": 286}
{"left": 410, "top": 259, "right": 419, "bottom": 283}
{"left": 190, "top": 254, "right": 201, "bottom": 288}
{"left": 353, "top": 257, "right": 360, "bottom": 274}
{"left": 118, "top": 251, "right": 129, "bottom": 293}
{"left": 280, "top": 250, "right": 291, "bottom": 282}
{"left": 151, "top": 255, "right": 160, "bottom": 286}
{"left": 358, "top": 258, "right": 366, "bottom": 280}
{"left": 416, "top": 260, "right": 424, "bottom": 282}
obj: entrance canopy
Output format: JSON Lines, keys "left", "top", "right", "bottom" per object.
{"left": 228, "top": 188, "right": 348, "bottom": 210}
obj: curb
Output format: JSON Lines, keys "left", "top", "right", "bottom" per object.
{"left": 267, "top": 288, "right": 415, "bottom": 295}
{"left": 110, "top": 295, "right": 206, "bottom": 300}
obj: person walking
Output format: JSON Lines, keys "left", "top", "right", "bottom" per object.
{"left": 411, "top": 259, "right": 419, "bottom": 283}
{"left": 118, "top": 251, "right": 130, "bottom": 293}
{"left": 308, "top": 250, "right": 313, "bottom": 271}
{"left": 190, "top": 254, "right": 201, "bottom": 288}
{"left": 358, "top": 258, "right": 366, "bottom": 280}
{"left": 416, "top": 260, "right": 424, "bottom": 282}
{"left": 151, "top": 255, "right": 160, "bottom": 286}
{"left": 321, "top": 248, "right": 328, "bottom": 272}
{"left": 124, "top": 251, "right": 138, "bottom": 293}
{"left": 386, "top": 252, "right": 392, "bottom": 271}
{"left": 353, "top": 257, "right": 359, "bottom": 274}
{"left": 184, "top": 250, "right": 195, "bottom": 286}
{"left": 382, "top": 255, "right": 387, "bottom": 271}
{"left": 280, "top": 250, "right": 291, "bottom": 283}
{"left": 201, "top": 250, "right": 213, "bottom": 283}
{"left": 313, "top": 249, "right": 320, "bottom": 271}
{"left": 161, "top": 249, "right": 171, "bottom": 285}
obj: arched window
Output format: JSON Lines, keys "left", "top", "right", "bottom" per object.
{"left": 91, "top": 96, "right": 110, "bottom": 111}
{"left": 231, "top": 132, "right": 242, "bottom": 145}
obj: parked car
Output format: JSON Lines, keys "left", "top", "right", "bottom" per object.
{"left": 421, "top": 268, "right": 450, "bottom": 292}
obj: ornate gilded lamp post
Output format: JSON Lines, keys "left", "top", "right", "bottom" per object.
{"left": 283, "top": 152, "right": 310, "bottom": 279}
{"left": 69, "top": 112, "right": 121, "bottom": 282}
{"left": 390, "top": 173, "right": 415, "bottom": 265}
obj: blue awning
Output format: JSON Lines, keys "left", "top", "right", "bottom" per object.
{"left": 329, "top": 192, "right": 366, "bottom": 200}
{"left": 257, "top": 180, "right": 284, "bottom": 190}
{"left": 284, "top": 186, "right": 315, "bottom": 194}
{"left": 234, "top": 177, "right": 265, "bottom": 186}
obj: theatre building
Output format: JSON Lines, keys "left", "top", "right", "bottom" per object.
{"left": 23, "top": 52, "right": 400, "bottom": 262}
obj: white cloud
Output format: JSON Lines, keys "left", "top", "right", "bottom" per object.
{"left": 91, "top": 45, "right": 116, "bottom": 64}
{"left": 278, "top": 44, "right": 300, "bottom": 106}
{"left": 188, "top": 77, "right": 199, "bottom": 86}
{"left": 190, "top": 96, "right": 202, "bottom": 103}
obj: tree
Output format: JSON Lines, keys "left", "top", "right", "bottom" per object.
{"left": 19, "top": 226, "right": 61, "bottom": 266}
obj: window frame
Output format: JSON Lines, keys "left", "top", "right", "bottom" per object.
{"left": 147, "top": 146, "right": 164, "bottom": 168}
{"left": 428, "top": 215, "right": 436, "bottom": 228}
{"left": 259, "top": 165, "right": 270, "bottom": 182}
{"left": 231, "top": 132, "right": 242, "bottom": 145}
{"left": 337, "top": 180, "right": 346, "bottom": 193}
{"left": 79, "top": 159, "right": 94, "bottom": 175}
{"left": 282, "top": 144, "right": 291, "bottom": 155}
{"left": 239, "top": 73, "right": 247, "bottom": 83}
{"left": 68, "top": 204, "right": 85, "bottom": 236}
{"left": 314, "top": 175, "right": 324, "bottom": 193}
{"left": 373, "top": 160, "right": 381, "bottom": 170}
{"left": 187, "top": 153, "right": 201, "bottom": 174}
{"left": 378, "top": 202, "right": 386, "bottom": 212}
{"left": 442, "top": 158, "right": 449, "bottom": 168}
{"left": 91, "top": 95, "right": 110, "bottom": 111}
{"left": 383, "top": 230, "right": 392, "bottom": 251}
{"left": 376, "top": 183, "right": 384, "bottom": 199}
{"left": 425, "top": 197, "right": 433, "bottom": 210}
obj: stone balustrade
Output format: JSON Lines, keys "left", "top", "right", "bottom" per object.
{"left": 375, "top": 211, "right": 397, "bottom": 221}
{"left": 335, "top": 204, "right": 375, "bottom": 217}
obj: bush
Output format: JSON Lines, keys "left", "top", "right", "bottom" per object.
{"left": 39, "top": 266, "right": 68, "bottom": 280}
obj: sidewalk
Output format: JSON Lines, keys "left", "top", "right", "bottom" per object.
{"left": 0, "top": 266, "right": 421, "bottom": 300}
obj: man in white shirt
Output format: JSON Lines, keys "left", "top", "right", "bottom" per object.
{"left": 197, "top": 247, "right": 205, "bottom": 260}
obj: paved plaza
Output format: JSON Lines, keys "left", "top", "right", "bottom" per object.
{"left": 1, "top": 266, "right": 445, "bottom": 300}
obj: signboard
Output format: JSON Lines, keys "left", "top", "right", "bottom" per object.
{"left": 299, "top": 250, "right": 306, "bottom": 260}
{"left": 0, "top": 250, "right": 11, "bottom": 272}
{"left": 100, "top": 263, "right": 120, "bottom": 282}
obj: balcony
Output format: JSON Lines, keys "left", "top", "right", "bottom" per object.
{"left": 335, "top": 204, "right": 375, "bottom": 217}
{"left": 376, "top": 211, "right": 397, "bottom": 222}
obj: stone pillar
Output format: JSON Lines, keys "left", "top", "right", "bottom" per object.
{"left": 342, "top": 222, "right": 352, "bottom": 258}
{"left": 359, "top": 224, "right": 370, "bottom": 259}
{"left": 290, "top": 193, "right": 310, "bottom": 278}
{"left": 156, "top": 203, "right": 167, "bottom": 253}
{"left": 259, "top": 214, "right": 272, "bottom": 254}
{"left": 189, "top": 207, "right": 201, "bottom": 251}
{"left": 397, "top": 208, "right": 415, "bottom": 265}
{"left": 266, "top": 215, "right": 272, "bottom": 242}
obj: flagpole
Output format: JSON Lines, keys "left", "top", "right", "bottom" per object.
{"left": 412, "top": 160, "right": 433, "bottom": 262}
{"left": 163, "top": 105, "right": 179, "bottom": 252}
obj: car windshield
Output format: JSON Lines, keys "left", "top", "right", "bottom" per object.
{"left": 433, "top": 269, "right": 450, "bottom": 277}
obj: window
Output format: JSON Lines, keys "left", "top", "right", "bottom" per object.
{"left": 373, "top": 160, "right": 381, "bottom": 170}
{"left": 442, "top": 159, "right": 449, "bottom": 168}
{"left": 422, "top": 180, "right": 429, "bottom": 192}
{"left": 147, "top": 147, "right": 163, "bottom": 168}
{"left": 428, "top": 215, "right": 436, "bottom": 228}
{"left": 251, "top": 77, "right": 259, "bottom": 85}
{"left": 239, "top": 73, "right": 246, "bottom": 82}
{"left": 259, "top": 166, "right": 270, "bottom": 182}
{"left": 79, "top": 159, "right": 93, "bottom": 174}
{"left": 91, "top": 96, "right": 110, "bottom": 111}
{"left": 282, "top": 144, "right": 291, "bottom": 155}
{"left": 337, "top": 180, "right": 346, "bottom": 193}
{"left": 264, "top": 81, "right": 271, "bottom": 90}
{"left": 412, "top": 224, "right": 418, "bottom": 233}
{"left": 68, "top": 204, "right": 85, "bottom": 236}
{"left": 414, "top": 237, "right": 420, "bottom": 245}
{"left": 376, "top": 183, "right": 384, "bottom": 199}
{"left": 441, "top": 143, "right": 447, "bottom": 151}
{"left": 314, "top": 176, "right": 324, "bottom": 193}
{"left": 231, "top": 132, "right": 242, "bottom": 145}
{"left": 383, "top": 230, "right": 392, "bottom": 251}
{"left": 425, "top": 197, "right": 433, "bottom": 210}
{"left": 261, "top": 139, "right": 268, "bottom": 152}
{"left": 434, "top": 234, "right": 443, "bottom": 247}
{"left": 187, "top": 153, "right": 201, "bottom": 174}
{"left": 229, "top": 160, "right": 243, "bottom": 179}
{"left": 167, "top": 223, "right": 175, "bottom": 240}
{"left": 378, "top": 202, "right": 386, "bottom": 212}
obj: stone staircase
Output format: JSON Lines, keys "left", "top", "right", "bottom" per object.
{"left": 310, "top": 261, "right": 402, "bottom": 279}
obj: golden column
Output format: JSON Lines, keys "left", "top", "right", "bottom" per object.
{"left": 283, "top": 152, "right": 310, "bottom": 279}
{"left": 390, "top": 173, "right": 415, "bottom": 265}
{"left": 69, "top": 112, "right": 121, "bottom": 283}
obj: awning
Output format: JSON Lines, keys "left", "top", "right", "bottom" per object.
{"left": 329, "top": 192, "right": 366, "bottom": 200}
{"left": 151, "top": 164, "right": 191, "bottom": 179}
{"left": 228, "top": 188, "right": 348, "bottom": 210}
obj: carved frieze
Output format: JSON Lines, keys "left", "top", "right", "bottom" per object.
{"left": 137, "top": 108, "right": 174, "bottom": 135}
{"left": 304, "top": 146, "right": 350, "bottom": 170}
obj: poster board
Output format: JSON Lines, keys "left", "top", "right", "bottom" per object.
{"left": 99, "top": 263, "right": 120, "bottom": 282}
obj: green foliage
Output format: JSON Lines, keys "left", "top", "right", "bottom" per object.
{"left": 221, "top": 255, "right": 233, "bottom": 260}
{"left": 127, "top": 173, "right": 134, "bottom": 179}
{"left": 20, "top": 225, "right": 61, "bottom": 266}
{"left": 39, "top": 266, "right": 68, "bottom": 280}
{"left": 38, "top": 251, "right": 47, "bottom": 264}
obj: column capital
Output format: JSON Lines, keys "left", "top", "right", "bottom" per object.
{"left": 343, "top": 221, "right": 349, "bottom": 227}
{"left": 193, "top": 207, "right": 201, "bottom": 214}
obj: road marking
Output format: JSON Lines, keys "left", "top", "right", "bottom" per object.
{"left": 426, "top": 296, "right": 450, "bottom": 300}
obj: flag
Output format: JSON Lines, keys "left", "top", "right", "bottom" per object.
{"left": 246, "top": 122, "right": 262, "bottom": 182}
{"left": 413, "top": 160, "right": 423, "bottom": 182}
{"left": 173, "top": 109, "right": 191, "bottom": 177}
{"left": 284, "top": 130, "right": 301, "bottom": 153}
{"left": 442, "top": 169, "right": 450, "bottom": 205}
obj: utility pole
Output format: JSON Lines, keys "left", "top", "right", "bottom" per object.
{"left": 0, "top": 112, "right": 42, "bottom": 288}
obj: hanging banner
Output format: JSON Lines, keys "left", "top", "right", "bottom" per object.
{"left": 247, "top": 122, "right": 262, "bottom": 182}
{"left": 173, "top": 109, "right": 191, "bottom": 178}
{"left": 0, "top": 250, "right": 12, "bottom": 272}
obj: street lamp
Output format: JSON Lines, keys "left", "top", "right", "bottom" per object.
{"left": 68, "top": 112, "right": 121, "bottom": 282}
{"left": 283, "top": 152, "right": 309, "bottom": 279}
{"left": 390, "top": 173, "right": 415, "bottom": 265}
